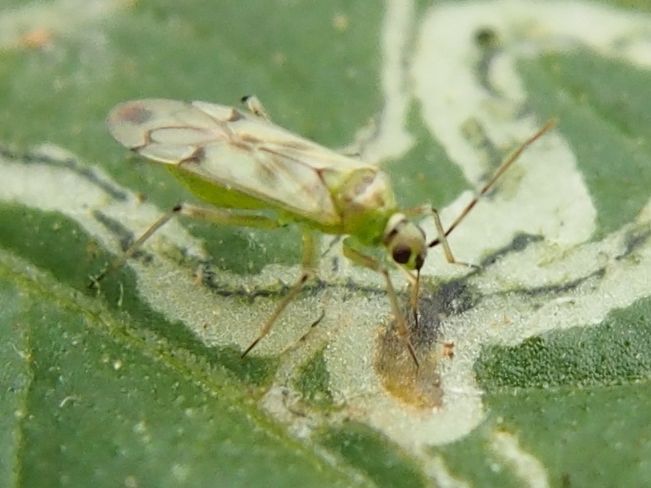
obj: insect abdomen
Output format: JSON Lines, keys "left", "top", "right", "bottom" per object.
{"left": 169, "top": 166, "right": 270, "bottom": 210}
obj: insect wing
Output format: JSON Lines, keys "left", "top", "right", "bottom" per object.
{"left": 192, "top": 101, "right": 371, "bottom": 174}
{"left": 107, "top": 99, "right": 367, "bottom": 226}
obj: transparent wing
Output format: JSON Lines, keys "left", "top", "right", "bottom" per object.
{"left": 107, "top": 99, "right": 374, "bottom": 225}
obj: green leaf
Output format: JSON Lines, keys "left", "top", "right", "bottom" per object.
{"left": 1, "top": 0, "right": 651, "bottom": 486}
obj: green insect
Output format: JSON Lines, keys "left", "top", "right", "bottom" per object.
{"left": 102, "top": 95, "right": 554, "bottom": 366}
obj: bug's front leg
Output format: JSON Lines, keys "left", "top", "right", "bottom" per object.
{"left": 404, "top": 204, "right": 475, "bottom": 269}
{"left": 342, "top": 238, "right": 420, "bottom": 368}
{"left": 90, "top": 203, "right": 283, "bottom": 286}
{"left": 241, "top": 229, "right": 319, "bottom": 357}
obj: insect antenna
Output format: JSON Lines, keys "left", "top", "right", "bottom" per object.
{"left": 428, "top": 119, "right": 557, "bottom": 248}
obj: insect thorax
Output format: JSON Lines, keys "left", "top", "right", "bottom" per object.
{"left": 327, "top": 168, "right": 397, "bottom": 244}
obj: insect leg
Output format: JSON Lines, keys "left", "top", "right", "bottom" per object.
{"left": 241, "top": 229, "right": 319, "bottom": 358}
{"left": 177, "top": 203, "right": 281, "bottom": 229}
{"left": 428, "top": 119, "right": 557, "bottom": 248}
{"left": 90, "top": 203, "right": 282, "bottom": 286}
{"left": 403, "top": 204, "right": 474, "bottom": 269}
{"left": 89, "top": 205, "right": 180, "bottom": 286}
{"left": 342, "top": 238, "right": 420, "bottom": 368}
{"left": 427, "top": 205, "right": 457, "bottom": 264}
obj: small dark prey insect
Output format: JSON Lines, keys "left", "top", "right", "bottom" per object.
{"left": 99, "top": 95, "right": 555, "bottom": 366}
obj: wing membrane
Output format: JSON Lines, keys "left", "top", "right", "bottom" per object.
{"left": 107, "top": 99, "right": 374, "bottom": 226}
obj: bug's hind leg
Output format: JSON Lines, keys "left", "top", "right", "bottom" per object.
{"left": 242, "top": 229, "right": 319, "bottom": 357}
{"left": 241, "top": 95, "right": 271, "bottom": 121}
{"left": 89, "top": 204, "right": 182, "bottom": 287}
{"left": 89, "top": 203, "right": 282, "bottom": 287}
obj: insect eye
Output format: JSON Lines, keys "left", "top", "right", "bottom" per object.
{"left": 392, "top": 245, "right": 411, "bottom": 264}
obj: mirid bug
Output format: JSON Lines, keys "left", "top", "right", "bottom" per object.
{"left": 101, "top": 96, "right": 555, "bottom": 366}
